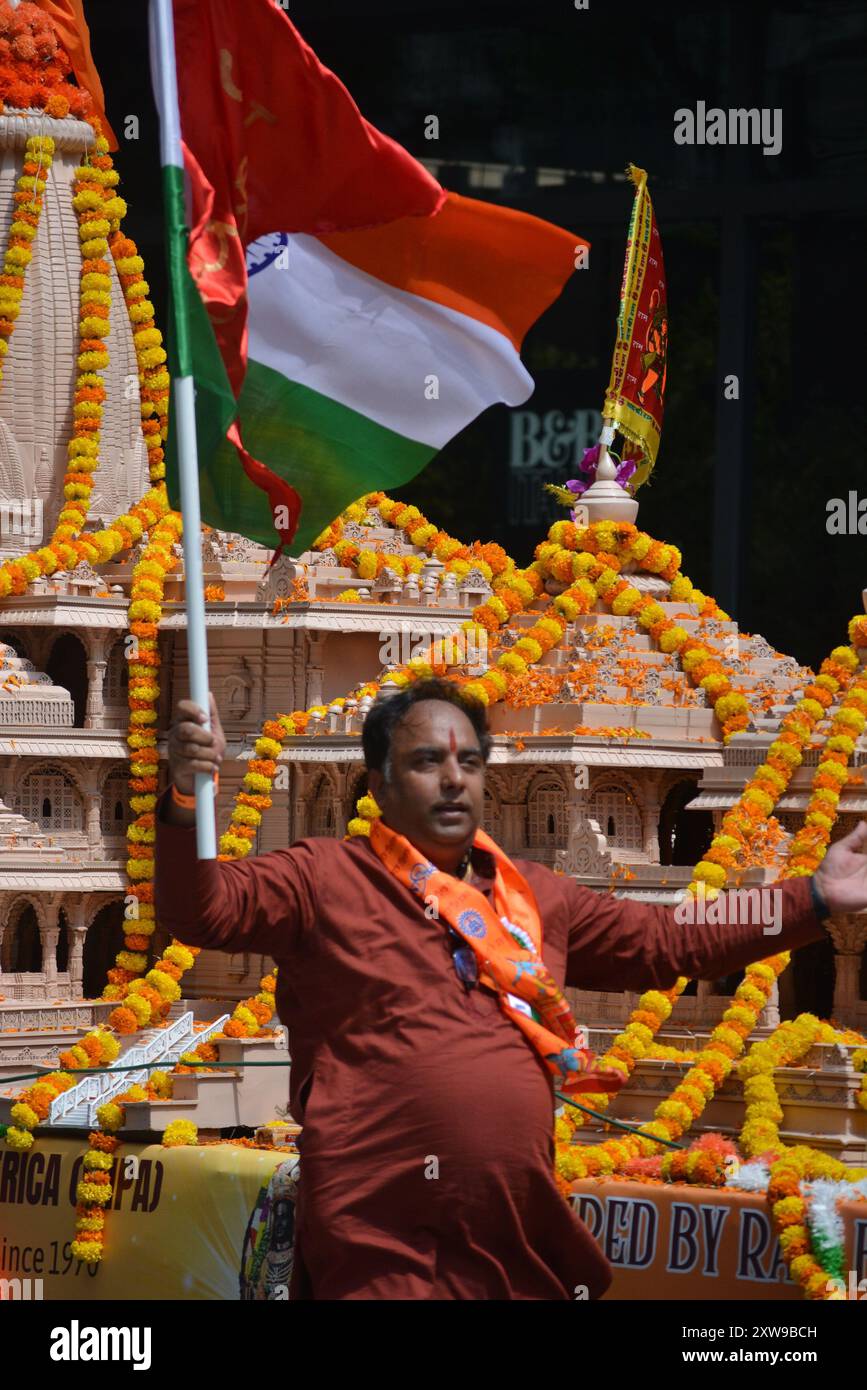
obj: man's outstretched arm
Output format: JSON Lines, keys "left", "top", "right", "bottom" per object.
{"left": 565, "top": 821, "right": 867, "bottom": 991}
{"left": 565, "top": 874, "right": 823, "bottom": 991}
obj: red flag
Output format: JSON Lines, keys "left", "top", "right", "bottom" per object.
{"left": 602, "top": 165, "right": 668, "bottom": 489}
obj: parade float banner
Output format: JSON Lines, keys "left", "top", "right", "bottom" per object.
{"left": 10, "top": 1143, "right": 865, "bottom": 1302}
{"left": 164, "top": 0, "right": 582, "bottom": 555}
{"left": 0, "top": 1137, "right": 296, "bottom": 1301}
{"left": 601, "top": 164, "right": 668, "bottom": 490}
{"left": 572, "top": 1180, "right": 867, "bottom": 1301}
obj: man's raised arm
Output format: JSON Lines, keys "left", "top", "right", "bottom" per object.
{"left": 153, "top": 693, "right": 315, "bottom": 958}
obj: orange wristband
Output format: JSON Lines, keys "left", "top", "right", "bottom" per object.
{"left": 171, "top": 772, "right": 219, "bottom": 809}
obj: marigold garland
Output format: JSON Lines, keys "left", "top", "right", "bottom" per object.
{"left": 317, "top": 493, "right": 550, "bottom": 699}
{"left": 4, "top": 1031, "right": 118, "bottom": 1153}
{"left": 0, "top": 104, "right": 168, "bottom": 599}
{"left": 58, "top": 135, "right": 118, "bottom": 542}
{"left": 0, "top": 3, "right": 96, "bottom": 122}
{"left": 0, "top": 132, "right": 53, "bottom": 380}
{"left": 535, "top": 521, "right": 763, "bottom": 742}
{"left": 214, "top": 968, "right": 279, "bottom": 1039}
{"left": 102, "top": 509, "right": 183, "bottom": 1005}
{"left": 557, "top": 640, "right": 861, "bottom": 1157}
{"left": 555, "top": 641, "right": 867, "bottom": 1299}
{"left": 70, "top": 1130, "right": 120, "bottom": 1262}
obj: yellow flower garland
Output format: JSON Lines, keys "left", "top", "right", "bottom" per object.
{"left": 0, "top": 117, "right": 169, "bottom": 601}
{"left": 738, "top": 1013, "right": 830, "bottom": 1159}
{"left": 100, "top": 510, "right": 183, "bottom": 1008}
{"left": 0, "top": 134, "right": 54, "bottom": 383}
{"left": 534, "top": 521, "right": 761, "bottom": 743}
{"left": 60, "top": 139, "right": 118, "bottom": 542}
{"left": 738, "top": 1018, "right": 867, "bottom": 1299}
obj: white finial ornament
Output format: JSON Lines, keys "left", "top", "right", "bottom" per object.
{"left": 581, "top": 419, "right": 640, "bottom": 524}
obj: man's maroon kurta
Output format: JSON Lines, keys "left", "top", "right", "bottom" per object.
{"left": 154, "top": 802, "right": 824, "bottom": 1300}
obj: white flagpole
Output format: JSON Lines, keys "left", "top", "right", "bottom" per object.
{"left": 150, "top": 0, "right": 217, "bottom": 859}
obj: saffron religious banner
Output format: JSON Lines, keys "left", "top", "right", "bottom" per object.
{"left": 601, "top": 164, "right": 668, "bottom": 490}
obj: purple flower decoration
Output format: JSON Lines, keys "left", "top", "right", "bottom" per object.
{"left": 565, "top": 445, "right": 601, "bottom": 495}
{"left": 614, "top": 457, "right": 638, "bottom": 488}
{"left": 565, "top": 446, "right": 638, "bottom": 497}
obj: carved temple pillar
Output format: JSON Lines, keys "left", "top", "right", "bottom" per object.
{"left": 826, "top": 915, "right": 867, "bottom": 1023}
{"left": 68, "top": 929, "right": 86, "bottom": 994}
{"left": 84, "top": 791, "right": 101, "bottom": 849}
{"left": 642, "top": 797, "right": 661, "bottom": 864}
{"left": 757, "top": 979, "right": 781, "bottom": 1031}
{"left": 83, "top": 634, "right": 110, "bottom": 729}
{"left": 42, "top": 928, "right": 59, "bottom": 988}
{"left": 66, "top": 897, "right": 87, "bottom": 995}
{"left": 84, "top": 658, "right": 108, "bottom": 728}
{"left": 305, "top": 634, "right": 328, "bottom": 708}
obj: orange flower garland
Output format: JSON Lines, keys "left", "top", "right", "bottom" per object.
{"left": 70, "top": 1129, "right": 120, "bottom": 1262}
{"left": 4, "top": 1031, "right": 119, "bottom": 1151}
{"left": 58, "top": 135, "right": 120, "bottom": 544}
{"left": 110, "top": 230, "right": 169, "bottom": 484}
{"left": 324, "top": 493, "right": 548, "bottom": 681}
{"left": 0, "top": 3, "right": 96, "bottom": 122}
{"left": 782, "top": 667, "right": 867, "bottom": 877}
{"left": 216, "top": 969, "right": 279, "bottom": 1039}
{"left": 535, "top": 520, "right": 758, "bottom": 741}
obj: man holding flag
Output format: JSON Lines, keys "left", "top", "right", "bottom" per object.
{"left": 148, "top": 0, "right": 867, "bottom": 1302}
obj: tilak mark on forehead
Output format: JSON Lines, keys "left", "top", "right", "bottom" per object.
{"left": 449, "top": 728, "right": 457, "bottom": 752}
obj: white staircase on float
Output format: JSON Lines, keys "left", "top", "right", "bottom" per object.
{"left": 47, "top": 1011, "right": 230, "bottom": 1128}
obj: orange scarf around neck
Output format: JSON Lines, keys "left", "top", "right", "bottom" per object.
{"left": 369, "top": 818, "right": 625, "bottom": 1095}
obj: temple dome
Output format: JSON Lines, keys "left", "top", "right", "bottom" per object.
{"left": 0, "top": 109, "right": 149, "bottom": 558}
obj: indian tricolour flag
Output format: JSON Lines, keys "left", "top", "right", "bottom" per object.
{"left": 162, "top": 0, "right": 584, "bottom": 554}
